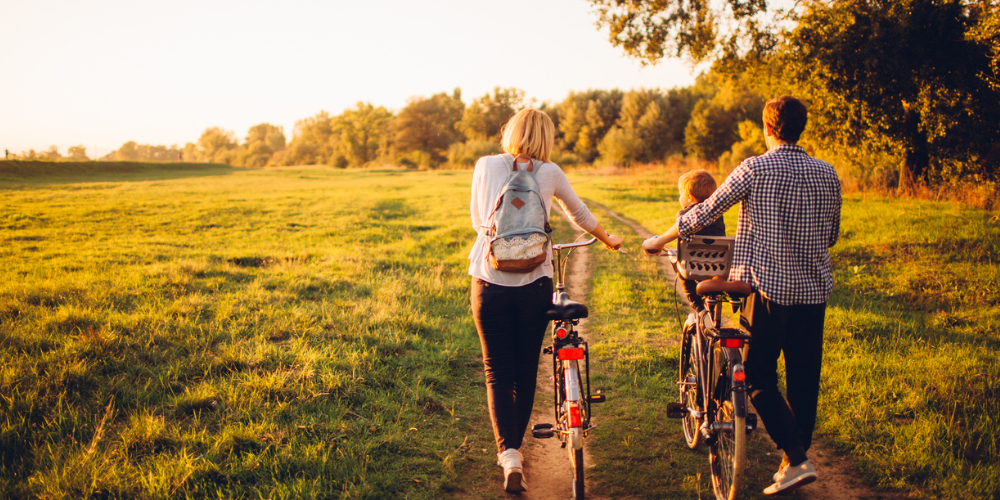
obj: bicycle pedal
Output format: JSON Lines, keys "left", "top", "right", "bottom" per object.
{"left": 746, "top": 413, "right": 757, "bottom": 432}
{"left": 588, "top": 393, "right": 606, "bottom": 403}
{"left": 705, "top": 433, "right": 718, "bottom": 446}
{"left": 531, "top": 423, "right": 555, "bottom": 439}
{"left": 542, "top": 346, "right": 553, "bottom": 355}
{"left": 666, "top": 402, "right": 688, "bottom": 419}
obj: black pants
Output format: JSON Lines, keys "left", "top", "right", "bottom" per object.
{"left": 740, "top": 293, "right": 826, "bottom": 452}
{"left": 471, "top": 276, "right": 552, "bottom": 452}
{"left": 682, "top": 278, "right": 704, "bottom": 311}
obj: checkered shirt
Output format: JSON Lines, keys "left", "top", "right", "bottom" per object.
{"left": 678, "top": 145, "right": 842, "bottom": 305}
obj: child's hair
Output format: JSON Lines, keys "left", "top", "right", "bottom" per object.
{"left": 678, "top": 170, "right": 718, "bottom": 202}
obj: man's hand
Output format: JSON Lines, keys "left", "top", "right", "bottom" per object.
{"left": 604, "top": 234, "right": 623, "bottom": 251}
{"left": 642, "top": 235, "right": 663, "bottom": 255}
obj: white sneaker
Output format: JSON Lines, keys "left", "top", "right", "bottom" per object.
{"left": 497, "top": 448, "right": 527, "bottom": 492}
{"left": 764, "top": 459, "right": 817, "bottom": 495}
{"left": 772, "top": 456, "right": 790, "bottom": 482}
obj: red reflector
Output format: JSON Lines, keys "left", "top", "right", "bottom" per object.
{"left": 558, "top": 348, "right": 585, "bottom": 360}
{"left": 733, "top": 369, "right": 746, "bottom": 382}
{"left": 556, "top": 328, "right": 568, "bottom": 339}
{"left": 568, "top": 403, "right": 581, "bottom": 427}
{"left": 722, "top": 338, "right": 744, "bottom": 349}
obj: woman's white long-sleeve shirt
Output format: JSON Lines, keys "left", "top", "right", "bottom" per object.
{"left": 469, "top": 155, "right": 599, "bottom": 286}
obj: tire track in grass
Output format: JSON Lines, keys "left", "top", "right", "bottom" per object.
{"left": 588, "top": 200, "right": 906, "bottom": 500}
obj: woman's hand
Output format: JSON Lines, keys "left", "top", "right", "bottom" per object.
{"left": 604, "top": 234, "right": 623, "bottom": 251}
{"left": 642, "top": 235, "right": 663, "bottom": 255}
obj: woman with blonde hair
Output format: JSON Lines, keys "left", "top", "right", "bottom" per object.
{"left": 469, "top": 108, "right": 622, "bottom": 492}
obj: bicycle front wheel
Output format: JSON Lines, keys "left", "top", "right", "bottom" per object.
{"left": 570, "top": 445, "right": 584, "bottom": 499}
{"left": 709, "top": 354, "right": 746, "bottom": 500}
{"left": 680, "top": 329, "right": 701, "bottom": 448}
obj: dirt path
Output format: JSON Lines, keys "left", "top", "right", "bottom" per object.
{"left": 588, "top": 201, "right": 903, "bottom": 500}
{"left": 518, "top": 207, "right": 610, "bottom": 500}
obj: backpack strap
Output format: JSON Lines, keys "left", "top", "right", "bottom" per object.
{"left": 513, "top": 153, "right": 534, "bottom": 172}
{"left": 501, "top": 152, "right": 538, "bottom": 173}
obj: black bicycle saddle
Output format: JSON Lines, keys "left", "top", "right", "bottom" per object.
{"left": 545, "top": 291, "right": 589, "bottom": 320}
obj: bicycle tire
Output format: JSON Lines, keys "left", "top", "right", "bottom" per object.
{"left": 709, "top": 349, "right": 746, "bottom": 500}
{"left": 570, "top": 446, "right": 585, "bottom": 499}
{"left": 680, "top": 329, "right": 701, "bottom": 449}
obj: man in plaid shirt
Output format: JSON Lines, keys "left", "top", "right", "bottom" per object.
{"left": 643, "top": 95, "right": 841, "bottom": 495}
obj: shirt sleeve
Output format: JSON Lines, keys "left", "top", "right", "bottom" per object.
{"left": 470, "top": 157, "right": 486, "bottom": 232}
{"left": 677, "top": 161, "right": 752, "bottom": 240}
{"left": 551, "top": 166, "right": 598, "bottom": 233}
{"left": 828, "top": 177, "right": 842, "bottom": 248}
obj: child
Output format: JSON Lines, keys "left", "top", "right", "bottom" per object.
{"left": 647, "top": 169, "right": 725, "bottom": 312}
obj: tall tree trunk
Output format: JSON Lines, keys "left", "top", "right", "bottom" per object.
{"left": 899, "top": 106, "right": 930, "bottom": 195}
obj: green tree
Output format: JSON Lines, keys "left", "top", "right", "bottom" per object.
{"left": 182, "top": 143, "right": 201, "bottom": 163}
{"left": 280, "top": 111, "right": 337, "bottom": 166}
{"left": 588, "top": 0, "right": 779, "bottom": 65}
{"left": 683, "top": 79, "right": 762, "bottom": 161}
{"left": 393, "top": 90, "right": 464, "bottom": 166}
{"left": 197, "top": 128, "right": 239, "bottom": 164}
{"left": 588, "top": 0, "right": 1000, "bottom": 185}
{"left": 556, "top": 90, "right": 623, "bottom": 163}
{"left": 597, "top": 88, "right": 696, "bottom": 165}
{"left": 460, "top": 88, "right": 525, "bottom": 142}
{"left": 332, "top": 102, "right": 393, "bottom": 167}
{"left": 785, "top": 0, "right": 1000, "bottom": 187}
{"left": 718, "top": 119, "right": 766, "bottom": 170}
{"left": 234, "top": 123, "right": 285, "bottom": 167}
{"left": 39, "top": 145, "right": 61, "bottom": 161}
{"left": 115, "top": 141, "right": 140, "bottom": 161}
{"left": 67, "top": 145, "right": 88, "bottom": 161}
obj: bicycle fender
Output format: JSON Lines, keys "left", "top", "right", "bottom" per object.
{"left": 732, "top": 382, "right": 748, "bottom": 418}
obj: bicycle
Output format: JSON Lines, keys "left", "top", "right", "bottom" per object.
{"left": 657, "top": 236, "right": 758, "bottom": 500}
{"left": 531, "top": 236, "right": 608, "bottom": 500}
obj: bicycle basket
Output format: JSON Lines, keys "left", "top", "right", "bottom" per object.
{"left": 676, "top": 236, "right": 735, "bottom": 281}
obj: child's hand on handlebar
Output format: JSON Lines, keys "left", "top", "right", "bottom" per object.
{"left": 642, "top": 235, "right": 663, "bottom": 256}
{"left": 604, "top": 234, "right": 623, "bottom": 251}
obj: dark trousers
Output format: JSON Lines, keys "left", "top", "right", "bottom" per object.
{"left": 740, "top": 293, "right": 826, "bottom": 452}
{"left": 471, "top": 276, "right": 552, "bottom": 452}
{"left": 682, "top": 278, "right": 704, "bottom": 311}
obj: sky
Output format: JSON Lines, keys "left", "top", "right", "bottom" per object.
{"left": 1, "top": 0, "right": 699, "bottom": 158}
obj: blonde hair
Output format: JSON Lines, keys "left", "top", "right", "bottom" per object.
{"left": 678, "top": 169, "right": 718, "bottom": 202}
{"left": 500, "top": 109, "right": 555, "bottom": 163}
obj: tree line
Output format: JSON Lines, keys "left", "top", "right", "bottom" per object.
{"left": 7, "top": 82, "right": 773, "bottom": 171}
{"left": 12, "top": 0, "right": 996, "bottom": 191}
{"left": 589, "top": 0, "right": 1000, "bottom": 191}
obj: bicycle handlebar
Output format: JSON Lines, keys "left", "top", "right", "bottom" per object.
{"left": 552, "top": 237, "right": 598, "bottom": 251}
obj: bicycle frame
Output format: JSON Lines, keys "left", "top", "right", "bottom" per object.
{"left": 532, "top": 237, "right": 605, "bottom": 500}
{"left": 692, "top": 296, "right": 752, "bottom": 440}
{"left": 663, "top": 246, "right": 755, "bottom": 500}
{"left": 548, "top": 238, "right": 599, "bottom": 445}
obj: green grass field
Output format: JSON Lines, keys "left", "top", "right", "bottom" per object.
{"left": 568, "top": 167, "right": 1000, "bottom": 499}
{"left": 2, "top": 161, "right": 998, "bottom": 499}
{"left": 0, "top": 163, "right": 505, "bottom": 499}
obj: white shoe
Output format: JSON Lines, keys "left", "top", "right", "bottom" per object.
{"left": 772, "top": 456, "right": 790, "bottom": 482}
{"left": 497, "top": 448, "right": 527, "bottom": 492}
{"left": 764, "top": 459, "right": 817, "bottom": 495}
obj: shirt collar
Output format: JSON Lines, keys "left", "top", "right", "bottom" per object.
{"left": 769, "top": 144, "right": 807, "bottom": 155}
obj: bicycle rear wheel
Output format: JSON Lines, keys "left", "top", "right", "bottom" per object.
{"left": 679, "top": 330, "right": 701, "bottom": 448}
{"left": 570, "top": 446, "right": 585, "bottom": 499}
{"left": 709, "top": 351, "right": 746, "bottom": 500}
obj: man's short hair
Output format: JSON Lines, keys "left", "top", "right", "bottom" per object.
{"left": 678, "top": 169, "right": 718, "bottom": 202}
{"left": 763, "top": 95, "right": 808, "bottom": 143}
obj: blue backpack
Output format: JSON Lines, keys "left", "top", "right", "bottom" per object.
{"left": 484, "top": 154, "right": 552, "bottom": 273}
